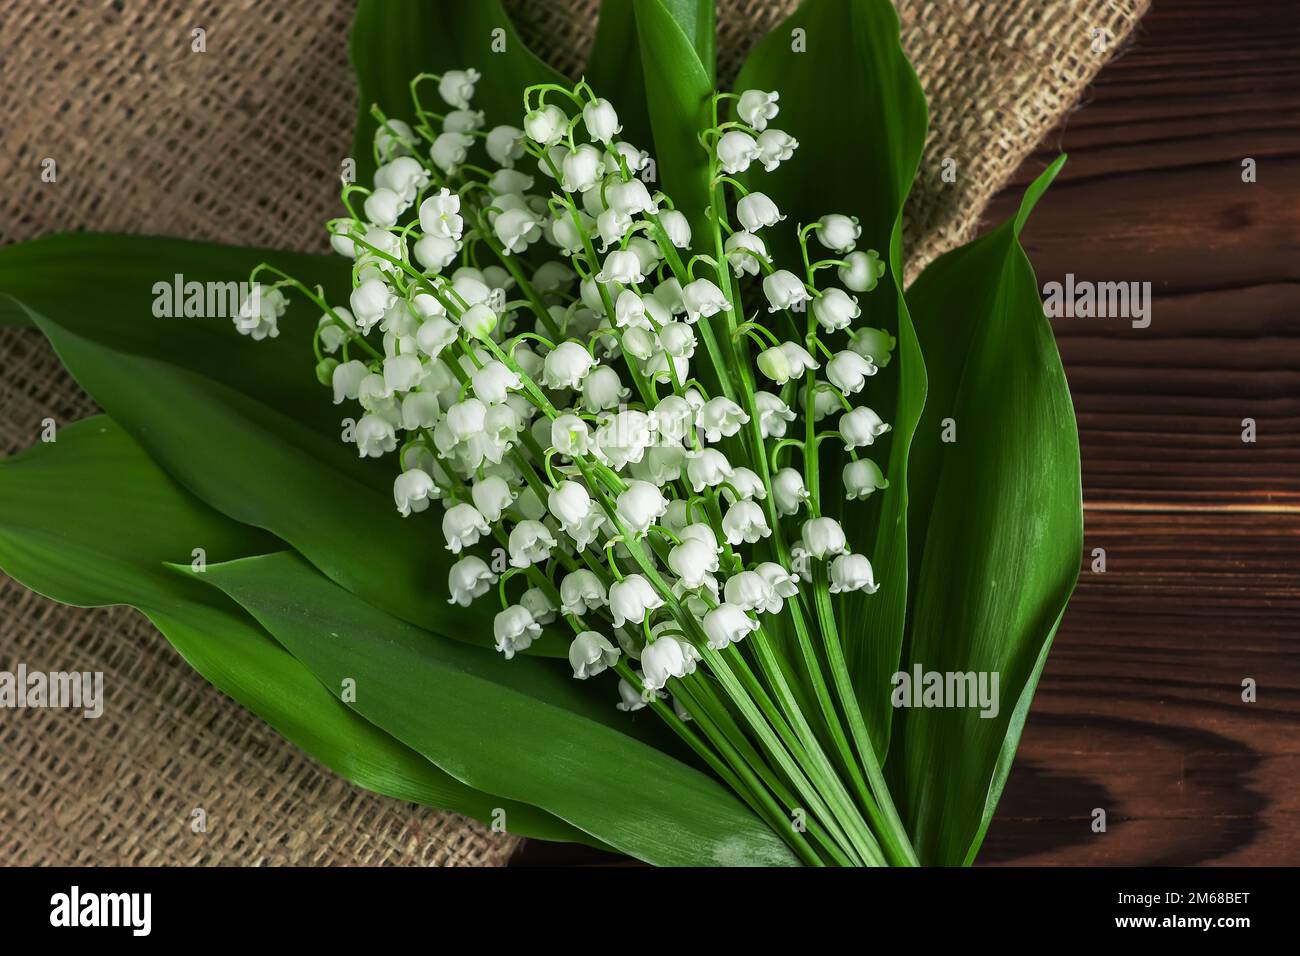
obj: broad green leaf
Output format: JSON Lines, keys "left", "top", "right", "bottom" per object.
{"left": 630, "top": 0, "right": 716, "bottom": 232}
{"left": 892, "top": 157, "right": 1082, "bottom": 865}
{"left": 584, "top": 1, "right": 654, "bottom": 149}
{"left": 735, "top": 0, "right": 929, "bottom": 757}
{"left": 202, "top": 550, "right": 801, "bottom": 867}
{"left": 0, "top": 234, "right": 360, "bottom": 458}
{"left": 0, "top": 417, "right": 586, "bottom": 844}
{"left": 6, "top": 292, "right": 563, "bottom": 656}
{"left": 350, "top": 0, "right": 567, "bottom": 184}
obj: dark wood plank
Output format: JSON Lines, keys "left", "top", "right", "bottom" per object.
{"left": 984, "top": 0, "right": 1300, "bottom": 509}
{"left": 981, "top": 510, "right": 1300, "bottom": 865}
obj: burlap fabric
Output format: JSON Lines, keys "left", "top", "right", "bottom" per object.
{"left": 0, "top": 0, "right": 1146, "bottom": 866}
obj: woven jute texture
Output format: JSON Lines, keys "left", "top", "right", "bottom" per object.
{"left": 0, "top": 0, "right": 1146, "bottom": 866}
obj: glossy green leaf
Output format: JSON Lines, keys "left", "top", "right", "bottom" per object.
{"left": 632, "top": 0, "right": 716, "bottom": 231}
{"left": 0, "top": 234, "right": 359, "bottom": 455}
{"left": 892, "top": 157, "right": 1082, "bottom": 865}
{"left": 735, "top": 0, "right": 929, "bottom": 756}
{"left": 0, "top": 417, "right": 586, "bottom": 844}
{"left": 202, "top": 550, "right": 801, "bottom": 867}
{"left": 350, "top": 0, "right": 566, "bottom": 184}
{"left": 584, "top": 1, "right": 654, "bottom": 149}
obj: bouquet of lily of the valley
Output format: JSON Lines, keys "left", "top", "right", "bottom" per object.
{"left": 0, "top": 0, "right": 1081, "bottom": 866}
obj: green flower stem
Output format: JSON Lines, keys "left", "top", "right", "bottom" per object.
{"left": 720, "top": 638, "right": 885, "bottom": 865}
{"left": 638, "top": 667, "right": 835, "bottom": 867}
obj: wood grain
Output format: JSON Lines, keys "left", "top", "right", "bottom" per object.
{"left": 516, "top": 0, "right": 1300, "bottom": 865}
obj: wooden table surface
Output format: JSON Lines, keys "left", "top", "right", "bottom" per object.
{"left": 516, "top": 0, "right": 1300, "bottom": 866}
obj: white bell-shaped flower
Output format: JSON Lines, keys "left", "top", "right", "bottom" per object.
{"left": 443, "top": 109, "right": 485, "bottom": 134}
{"left": 458, "top": 302, "right": 498, "bottom": 340}
{"left": 442, "top": 502, "right": 490, "bottom": 553}
{"left": 755, "top": 129, "right": 798, "bottom": 170}
{"left": 560, "top": 570, "right": 609, "bottom": 616}
{"left": 723, "top": 467, "right": 766, "bottom": 503}
{"left": 840, "top": 406, "right": 891, "bottom": 449}
{"left": 723, "top": 571, "right": 775, "bottom": 613}
{"left": 657, "top": 209, "right": 692, "bottom": 248}
{"left": 702, "top": 603, "right": 760, "bottom": 650}
{"left": 850, "top": 326, "right": 896, "bottom": 366}
{"left": 826, "top": 350, "right": 877, "bottom": 395}
{"left": 838, "top": 249, "right": 886, "bottom": 293}
{"left": 431, "top": 131, "right": 474, "bottom": 173}
{"left": 375, "top": 118, "right": 416, "bottom": 160}
{"left": 562, "top": 144, "right": 605, "bottom": 193}
{"left": 802, "top": 517, "right": 848, "bottom": 559}
{"left": 548, "top": 480, "right": 594, "bottom": 534}
{"left": 332, "top": 360, "right": 369, "bottom": 404}
{"left": 607, "top": 179, "right": 657, "bottom": 217}
{"left": 582, "top": 97, "right": 622, "bottom": 142}
{"left": 736, "top": 192, "right": 785, "bottom": 232}
{"left": 616, "top": 676, "right": 649, "bottom": 711}
{"left": 755, "top": 391, "right": 796, "bottom": 438}
{"left": 350, "top": 278, "right": 397, "bottom": 332}
{"left": 508, "top": 519, "right": 558, "bottom": 568}
{"left": 724, "top": 230, "right": 768, "bottom": 277}
{"left": 595, "top": 249, "right": 645, "bottom": 285}
{"left": 374, "top": 156, "right": 431, "bottom": 204}
{"left": 551, "top": 413, "right": 590, "bottom": 457}
{"left": 667, "top": 537, "right": 720, "bottom": 590}
{"left": 493, "top": 605, "right": 541, "bottom": 660}
{"left": 658, "top": 322, "right": 696, "bottom": 359}
{"left": 772, "top": 469, "right": 808, "bottom": 517}
{"left": 813, "top": 287, "right": 861, "bottom": 332}
{"left": 415, "top": 316, "right": 457, "bottom": 358}
{"left": 716, "top": 130, "right": 761, "bottom": 174}
{"left": 471, "top": 360, "right": 520, "bottom": 406}
{"left": 608, "top": 574, "right": 664, "bottom": 628}
{"left": 413, "top": 235, "right": 459, "bottom": 272}
{"left": 438, "top": 69, "right": 481, "bottom": 109}
{"left": 736, "top": 89, "right": 780, "bottom": 131}
{"left": 447, "top": 555, "right": 497, "bottom": 607}
{"left": 524, "top": 104, "right": 567, "bottom": 145}
{"left": 400, "top": 391, "right": 440, "bottom": 431}
{"left": 592, "top": 410, "right": 656, "bottom": 470}
{"left": 471, "top": 474, "right": 517, "bottom": 522}
{"left": 363, "top": 188, "right": 405, "bottom": 229}
{"left": 617, "top": 480, "right": 669, "bottom": 536}
{"left": 686, "top": 447, "right": 733, "bottom": 493}
{"left": 641, "top": 634, "right": 700, "bottom": 692}
{"left": 541, "top": 341, "right": 596, "bottom": 390}
{"left": 393, "top": 469, "right": 437, "bottom": 517}
{"left": 816, "top": 214, "right": 861, "bottom": 254}
{"left": 843, "top": 459, "right": 889, "bottom": 500}
{"left": 354, "top": 414, "right": 397, "bottom": 458}
{"left": 521, "top": 587, "right": 557, "bottom": 626}
{"left": 569, "top": 631, "right": 621, "bottom": 679}
{"left": 723, "top": 499, "right": 770, "bottom": 545}
{"left": 679, "top": 522, "right": 722, "bottom": 554}
{"left": 494, "top": 207, "right": 542, "bottom": 254}
{"left": 382, "top": 354, "right": 423, "bottom": 395}
{"left": 757, "top": 341, "right": 819, "bottom": 385}
{"left": 581, "top": 365, "right": 630, "bottom": 412}
{"left": 696, "top": 397, "right": 750, "bottom": 442}
{"left": 829, "top": 553, "right": 879, "bottom": 594}
{"left": 754, "top": 562, "right": 800, "bottom": 612}
{"left": 485, "top": 125, "right": 526, "bottom": 167}
{"left": 596, "top": 207, "right": 633, "bottom": 251}
{"left": 763, "top": 269, "right": 812, "bottom": 312}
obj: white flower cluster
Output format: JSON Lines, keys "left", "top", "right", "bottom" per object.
{"left": 239, "top": 71, "right": 897, "bottom": 712}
